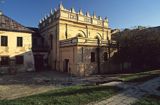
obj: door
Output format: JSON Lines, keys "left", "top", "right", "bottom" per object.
{"left": 63, "top": 59, "right": 69, "bottom": 72}
{"left": 34, "top": 54, "right": 44, "bottom": 71}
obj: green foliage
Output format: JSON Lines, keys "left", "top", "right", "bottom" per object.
{"left": 115, "top": 27, "right": 160, "bottom": 70}
{"left": 0, "top": 85, "right": 121, "bottom": 105}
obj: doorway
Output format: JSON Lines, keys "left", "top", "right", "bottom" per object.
{"left": 34, "top": 54, "right": 44, "bottom": 71}
{"left": 63, "top": 59, "right": 69, "bottom": 72}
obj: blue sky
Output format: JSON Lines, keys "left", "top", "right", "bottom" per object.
{"left": 0, "top": 0, "right": 160, "bottom": 29}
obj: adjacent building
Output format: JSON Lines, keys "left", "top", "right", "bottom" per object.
{"left": 39, "top": 4, "right": 111, "bottom": 76}
{"left": 0, "top": 11, "right": 35, "bottom": 74}
{"left": 29, "top": 27, "right": 48, "bottom": 71}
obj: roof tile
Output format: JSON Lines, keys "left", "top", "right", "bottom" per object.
{"left": 0, "top": 14, "right": 33, "bottom": 33}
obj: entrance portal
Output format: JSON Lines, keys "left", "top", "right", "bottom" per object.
{"left": 63, "top": 59, "right": 69, "bottom": 72}
{"left": 34, "top": 54, "right": 44, "bottom": 71}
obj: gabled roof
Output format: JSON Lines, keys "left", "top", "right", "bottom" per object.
{"left": 0, "top": 12, "right": 33, "bottom": 33}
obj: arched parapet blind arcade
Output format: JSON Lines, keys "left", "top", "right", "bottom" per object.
{"left": 76, "top": 30, "right": 87, "bottom": 38}
{"left": 94, "top": 33, "right": 102, "bottom": 40}
{"left": 95, "top": 33, "right": 102, "bottom": 45}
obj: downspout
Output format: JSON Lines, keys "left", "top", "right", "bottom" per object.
{"left": 97, "top": 38, "right": 100, "bottom": 74}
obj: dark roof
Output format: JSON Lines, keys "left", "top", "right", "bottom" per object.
{"left": 27, "top": 27, "right": 43, "bottom": 38}
{"left": 27, "top": 27, "right": 39, "bottom": 32}
{"left": 0, "top": 13, "right": 33, "bottom": 33}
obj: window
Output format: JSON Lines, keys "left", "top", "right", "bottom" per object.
{"left": 0, "top": 56, "right": 9, "bottom": 65}
{"left": 16, "top": 56, "right": 24, "bottom": 65}
{"left": 91, "top": 52, "right": 95, "bottom": 62}
{"left": 81, "top": 47, "right": 84, "bottom": 62}
{"left": 1, "top": 36, "right": 8, "bottom": 46}
{"left": 104, "top": 52, "right": 108, "bottom": 61}
{"left": 17, "top": 37, "right": 23, "bottom": 47}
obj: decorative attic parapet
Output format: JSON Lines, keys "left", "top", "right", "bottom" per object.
{"left": 86, "top": 12, "right": 90, "bottom": 17}
{"left": 0, "top": 10, "right": 3, "bottom": 15}
{"left": 39, "top": 3, "right": 109, "bottom": 29}
{"left": 71, "top": 7, "right": 76, "bottom": 13}
{"left": 50, "top": 9, "right": 54, "bottom": 15}
{"left": 93, "top": 12, "right": 97, "bottom": 19}
{"left": 104, "top": 17, "right": 109, "bottom": 22}
{"left": 79, "top": 9, "right": 83, "bottom": 15}
{"left": 59, "top": 2, "right": 64, "bottom": 10}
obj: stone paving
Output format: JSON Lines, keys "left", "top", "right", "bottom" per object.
{"left": 88, "top": 77, "right": 160, "bottom": 105}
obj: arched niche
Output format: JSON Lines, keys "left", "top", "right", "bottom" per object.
{"left": 95, "top": 33, "right": 102, "bottom": 45}
{"left": 76, "top": 30, "right": 87, "bottom": 38}
{"left": 77, "top": 33, "right": 83, "bottom": 37}
{"left": 94, "top": 33, "right": 102, "bottom": 40}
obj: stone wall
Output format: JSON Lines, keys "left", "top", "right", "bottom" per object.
{"left": 39, "top": 4, "right": 112, "bottom": 76}
{"left": 59, "top": 45, "right": 108, "bottom": 76}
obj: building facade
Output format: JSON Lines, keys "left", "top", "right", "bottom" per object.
{"left": 0, "top": 11, "right": 35, "bottom": 74}
{"left": 39, "top": 4, "right": 111, "bottom": 76}
{"left": 29, "top": 27, "right": 48, "bottom": 71}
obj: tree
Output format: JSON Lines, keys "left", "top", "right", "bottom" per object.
{"left": 113, "top": 26, "right": 160, "bottom": 72}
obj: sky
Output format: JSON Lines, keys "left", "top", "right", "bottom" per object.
{"left": 0, "top": 0, "right": 160, "bottom": 29}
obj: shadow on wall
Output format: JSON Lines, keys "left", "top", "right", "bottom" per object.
{"left": 0, "top": 51, "right": 35, "bottom": 75}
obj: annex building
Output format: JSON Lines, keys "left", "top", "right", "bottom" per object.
{"left": 39, "top": 3, "right": 112, "bottom": 76}
{"left": 0, "top": 11, "right": 35, "bottom": 74}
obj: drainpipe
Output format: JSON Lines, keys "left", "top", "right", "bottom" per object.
{"left": 97, "top": 38, "right": 100, "bottom": 74}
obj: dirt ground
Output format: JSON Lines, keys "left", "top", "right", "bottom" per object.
{"left": 1, "top": 70, "right": 158, "bottom": 100}
{"left": 0, "top": 71, "right": 75, "bottom": 99}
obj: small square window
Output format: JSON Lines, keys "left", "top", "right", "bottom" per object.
{"left": 1, "top": 56, "right": 10, "bottom": 65}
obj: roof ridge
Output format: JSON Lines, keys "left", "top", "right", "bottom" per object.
{"left": 0, "top": 13, "right": 33, "bottom": 33}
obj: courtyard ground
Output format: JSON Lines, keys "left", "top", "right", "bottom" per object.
{"left": 0, "top": 71, "right": 75, "bottom": 99}
{"left": 0, "top": 85, "right": 121, "bottom": 105}
{"left": 0, "top": 70, "right": 122, "bottom": 99}
{"left": 0, "top": 69, "right": 159, "bottom": 104}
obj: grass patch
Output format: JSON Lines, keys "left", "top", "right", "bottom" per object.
{"left": 133, "top": 95, "right": 160, "bottom": 105}
{"left": 119, "top": 70, "right": 160, "bottom": 82}
{"left": 0, "top": 85, "right": 121, "bottom": 105}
